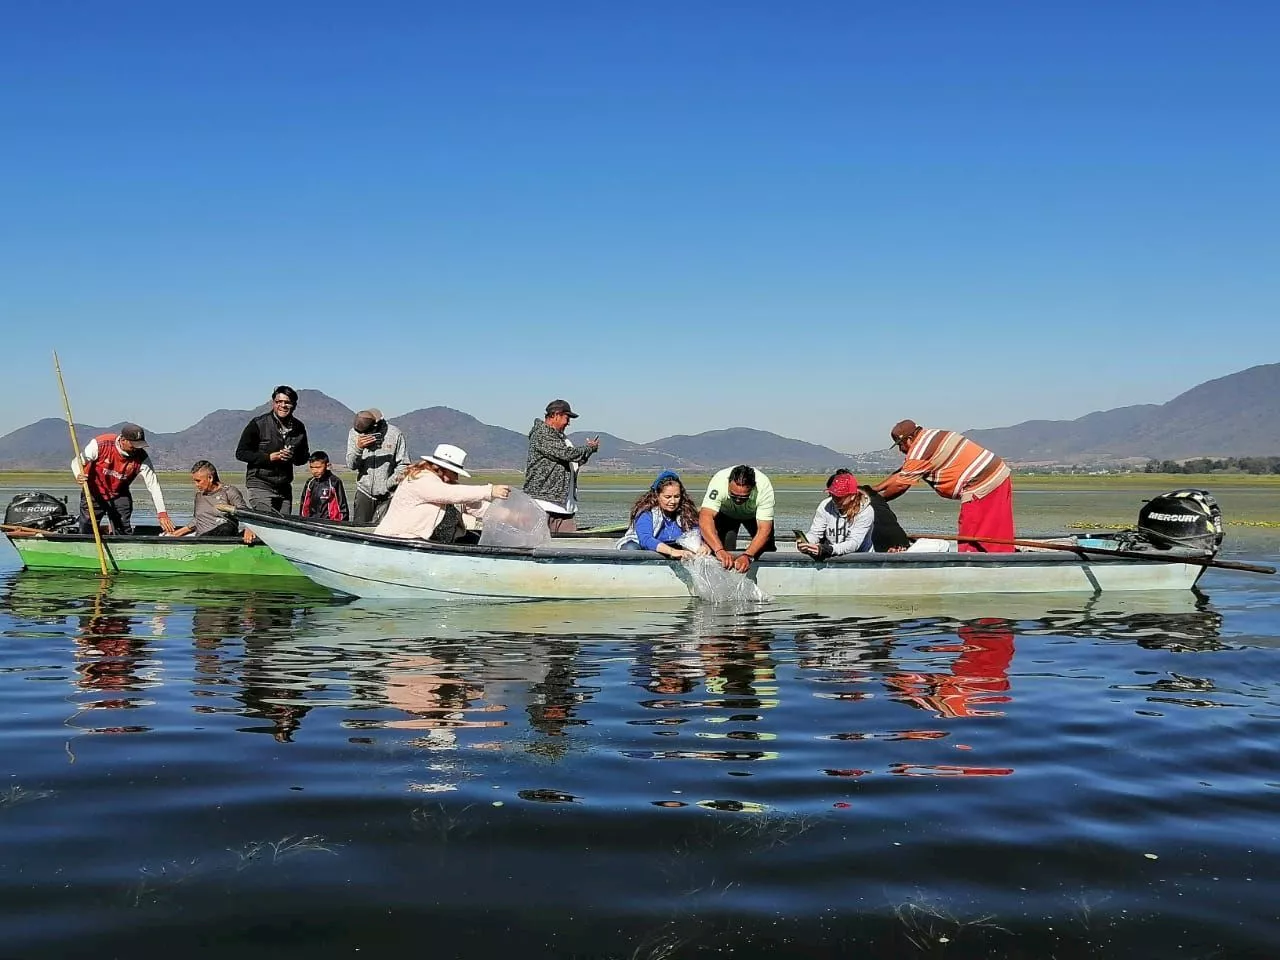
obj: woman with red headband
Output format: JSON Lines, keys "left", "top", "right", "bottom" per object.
{"left": 799, "top": 471, "right": 877, "bottom": 560}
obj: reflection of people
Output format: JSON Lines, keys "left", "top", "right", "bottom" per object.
{"left": 383, "top": 656, "right": 505, "bottom": 738}
{"left": 71, "top": 423, "right": 174, "bottom": 535}
{"left": 169, "top": 461, "right": 254, "bottom": 541}
{"left": 875, "top": 420, "right": 1014, "bottom": 552}
{"left": 375, "top": 444, "right": 511, "bottom": 544}
{"left": 617, "top": 471, "right": 708, "bottom": 559}
{"left": 346, "top": 409, "right": 410, "bottom": 524}
{"left": 886, "top": 619, "right": 1014, "bottom": 719}
{"left": 523, "top": 399, "right": 599, "bottom": 533}
{"left": 299, "top": 451, "right": 349, "bottom": 521}
{"left": 235, "top": 385, "right": 310, "bottom": 515}
{"left": 699, "top": 465, "right": 776, "bottom": 572}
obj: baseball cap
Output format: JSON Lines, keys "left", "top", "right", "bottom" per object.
{"left": 545, "top": 399, "right": 578, "bottom": 419}
{"left": 120, "top": 423, "right": 148, "bottom": 447}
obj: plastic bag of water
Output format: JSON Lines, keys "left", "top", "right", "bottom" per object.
{"left": 479, "top": 489, "right": 552, "bottom": 548}
{"left": 683, "top": 555, "right": 771, "bottom": 605}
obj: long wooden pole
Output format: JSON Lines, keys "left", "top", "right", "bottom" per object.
{"left": 53, "top": 351, "right": 112, "bottom": 575}
{"left": 911, "top": 533, "right": 1275, "bottom": 576}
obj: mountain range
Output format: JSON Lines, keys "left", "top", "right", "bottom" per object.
{"left": 0, "top": 391, "right": 862, "bottom": 473}
{"left": 966, "top": 363, "right": 1280, "bottom": 462}
{"left": 1, "top": 363, "right": 1275, "bottom": 472}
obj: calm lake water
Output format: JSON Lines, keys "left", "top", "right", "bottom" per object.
{"left": 2, "top": 481, "right": 1278, "bottom": 958}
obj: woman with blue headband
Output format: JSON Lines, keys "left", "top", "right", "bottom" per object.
{"left": 616, "top": 470, "right": 708, "bottom": 559}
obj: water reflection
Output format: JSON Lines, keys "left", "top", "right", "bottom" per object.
{"left": 0, "top": 572, "right": 1233, "bottom": 777}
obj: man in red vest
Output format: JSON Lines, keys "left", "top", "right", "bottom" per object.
{"left": 71, "top": 423, "right": 175, "bottom": 535}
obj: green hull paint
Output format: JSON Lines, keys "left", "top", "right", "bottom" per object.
{"left": 11, "top": 536, "right": 307, "bottom": 578}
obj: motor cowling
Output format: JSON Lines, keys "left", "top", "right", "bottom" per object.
{"left": 1137, "top": 489, "right": 1223, "bottom": 554}
{"left": 4, "top": 492, "right": 70, "bottom": 530}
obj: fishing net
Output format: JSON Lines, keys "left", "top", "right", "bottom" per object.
{"left": 682, "top": 555, "right": 772, "bottom": 605}
{"left": 478, "top": 489, "right": 552, "bottom": 548}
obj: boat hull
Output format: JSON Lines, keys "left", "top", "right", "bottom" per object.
{"left": 240, "top": 512, "right": 1205, "bottom": 601}
{"left": 6, "top": 532, "right": 307, "bottom": 578}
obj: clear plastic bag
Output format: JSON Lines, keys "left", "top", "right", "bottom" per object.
{"left": 478, "top": 489, "right": 552, "bottom": 548}
{"left": 682, "top": 555, "right": 772, "bottom": 605}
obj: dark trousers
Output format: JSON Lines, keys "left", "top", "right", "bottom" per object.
{"left": 78, "top": 491, "right": 133, "bottom": 535}
{"left": 352, "top": 490, "right": 391, "bottom": 525}
{"left": 247, "top": 485, "right": 293, "bottom": 516}
{"left": 714, "top": 514, "right": 777, "bottom": 554}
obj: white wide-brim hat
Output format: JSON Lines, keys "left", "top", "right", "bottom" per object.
{"left": 420, "top": 442, "right": 471, "bottom": 477}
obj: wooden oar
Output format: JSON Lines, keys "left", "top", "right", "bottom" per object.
{"left": 1, "top": 523, "right": 52, "bottom": 538}
{"left": 53, "top": 351, "right": 113, "bottom": 575}
{"left": 910, "top": 533, "right": 1276, "bottom": 576}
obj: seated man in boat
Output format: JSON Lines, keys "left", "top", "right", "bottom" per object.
{"left": 874, "top": 420, "right": 1014, "bottom": 553}
{"left": 698, "top": 465, "right": 776, "bottom": 572}
{"left": 71, "top": 423, "right": 175, "bottom": 535}
{"left": 375, "top": 443, "right": 511, "bottom": 544}
{"left": 616, "top": 470, "right": 709, "bottom": 559}
{"left": 168, "top": 460, "right": 255, "bottom": 542}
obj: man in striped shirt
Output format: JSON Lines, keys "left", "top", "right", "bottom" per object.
{"left": 874, "top": 420, "right": 1015, "bottom": 553}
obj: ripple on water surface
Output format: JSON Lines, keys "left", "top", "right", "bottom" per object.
{"left": 1, "top": 569, "right": 1279, "bottom": 958}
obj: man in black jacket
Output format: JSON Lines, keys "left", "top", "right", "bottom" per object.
{"left": 235, "top": 385, "right": 310, "bottom": 514}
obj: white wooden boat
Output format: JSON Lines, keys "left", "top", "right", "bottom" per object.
{"left": 237, "top": 510, "right": 1214, "bottom": 601}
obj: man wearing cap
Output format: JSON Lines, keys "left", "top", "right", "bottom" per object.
{"left": 71, "top": 424, "right": 175, "bottom": 535}
{"left": 345, "top": 408, "right": 410, "bottom": 524}
{"left": 235, "top": 385, "right": 310, "bottom": 515}
{"left": 523, "top": 400, "right": 600, "bottom": 533}
{"left": 874, "top": 420, "right": 1015, "bottom": 552}
{"left": 698, "top": 464, "right": 776, "bottom": 572}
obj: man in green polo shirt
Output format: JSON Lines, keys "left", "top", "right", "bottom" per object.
{"left": 698, "top": 464, "right": 776, "bottom": 573}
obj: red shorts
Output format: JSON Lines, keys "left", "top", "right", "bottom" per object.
{"left": 957, "top": 477, "right": 1014, "bottom": 553}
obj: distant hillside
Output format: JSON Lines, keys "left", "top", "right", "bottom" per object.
{"left": 968, "top": 364, "right": 1280, "bottom": 463}
{"left": 0, "top": 392, "right": 856, "bottom": 473}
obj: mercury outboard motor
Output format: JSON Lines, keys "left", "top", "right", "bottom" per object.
{"left": 4, "top": 492, "right": 70, "bottom": 531}
{"left": 1137, "top": 489, "right": 1223, "bottom": 554}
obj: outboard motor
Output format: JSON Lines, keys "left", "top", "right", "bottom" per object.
{"left": 4, "top": 492, "right": 70, "bottom": 531}
{"left": 1137, "top": 489, "right": 1223, "bottom": 554}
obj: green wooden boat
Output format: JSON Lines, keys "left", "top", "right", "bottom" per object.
{"left": 4, "top": 525, "right": 308, "bottom": 578}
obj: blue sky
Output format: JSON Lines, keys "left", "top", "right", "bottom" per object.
{"left": 2, "top": 1, "right": 1276, "bottom": 453}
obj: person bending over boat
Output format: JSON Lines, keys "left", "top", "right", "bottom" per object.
{"left": 235, "top": 385, "right": 309, "bottom": 515}
{"left": 169, "top": 461, "right": 254, "bottom": 543}
{"left": 375, "top": 443, "right": 511, "bottom": 545}
{"left": 698, "top": 465, "right": 776, "bottom": 573}
{"left": 71, "top": 423, "right": 175, "bottom": 535}
{"left": 616, "top": 471, "right": 710, "bottom": 559}
{"left": 874, "top": 420, "right": 1014, "bottom": 553}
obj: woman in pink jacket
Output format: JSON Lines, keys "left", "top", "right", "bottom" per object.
{"left": 374, "top": 443, "right": 510, "bottom": 544}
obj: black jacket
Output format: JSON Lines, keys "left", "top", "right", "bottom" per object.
{"left": 862, "top": 485, "right": 911, "bottom": 551}
{"left": 236, "top": 411, "right": 309, "bottom": 495}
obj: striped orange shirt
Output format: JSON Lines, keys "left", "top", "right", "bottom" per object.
{"left": 897, "top": 429, "right": 1010, "bottom": 502}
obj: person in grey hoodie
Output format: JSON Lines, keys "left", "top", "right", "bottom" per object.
{"left": 523, "top": 399, "right": 599, "bottom": 533}
{"left": 345, "top": 408, "right": 410, "bottom": 524}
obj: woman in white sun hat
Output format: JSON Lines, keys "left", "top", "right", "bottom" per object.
{"left": 374, "top": 443, "right": 511, "bottom": 544}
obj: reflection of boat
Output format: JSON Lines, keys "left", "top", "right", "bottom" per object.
{"left": 239, "top": 509, "right": 1212, "bottom": 601}
{"left": 2, "top": 525, "right": 308, "bottom": 579}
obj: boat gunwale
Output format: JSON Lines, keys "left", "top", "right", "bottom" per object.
{"left": 235, "top": 510, "right": 1206, "bottom": 570}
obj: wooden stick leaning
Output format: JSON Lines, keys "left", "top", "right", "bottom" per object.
{"left": 53, "top": 351, "right": 113, "bottom": 575}
{"left": 910, "top": 533, "right": 1276, "bottom": 576}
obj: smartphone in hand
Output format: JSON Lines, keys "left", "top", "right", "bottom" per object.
{"left": 793, "top": 529, "right": 809, "bottom": 544}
